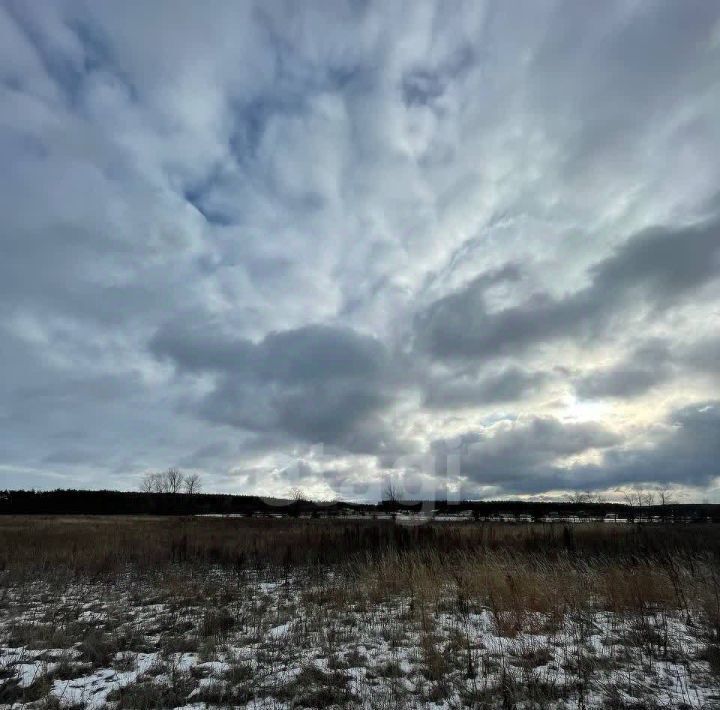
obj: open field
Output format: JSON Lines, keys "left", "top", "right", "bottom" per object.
{"left": 1, "top": 517, "right": 719, "bottom": 708}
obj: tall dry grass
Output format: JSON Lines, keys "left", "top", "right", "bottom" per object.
{"left": 1, "top": 515, "right": 718, "bottom": 574}
{"left": 1, "top": 516, "right": 719, "bottom": 632}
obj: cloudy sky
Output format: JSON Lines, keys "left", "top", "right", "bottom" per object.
{"left": 2, "top": 0, "right": 720, "bottom": 502}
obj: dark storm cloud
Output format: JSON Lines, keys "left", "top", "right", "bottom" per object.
{"left": 151, "top": 322, "right": 390, "bottom": 383}
{"left": 685, "top": 336, "right": 720, "bottom": 380}
{"left": 424, "top": 367, "right": 549, "bottom": 409}
{"left": 577, "top": 401, "right": 720, "bottom": 492}
{"left": 574, "top": 336, "right": 720, "bottom": 400}
{"left": 151, "top": 322, "right": 408, "bottom": 455}
{"left": 574, "top": 340, "right": 673, "bottom": 399}
{"left": 415, "top": 216, "right": 720, "bottom": 362}
{"left": 150, "top": 322, "right": 257, "bottom": 374}
{"left": 434, "top": 401, "right": 720, "bottom": 497}
{"left": 432, "top": 417, "right": 620, "bottom": 489}
{"left": 575, "top": 365, "right": 668, "bottom": 400}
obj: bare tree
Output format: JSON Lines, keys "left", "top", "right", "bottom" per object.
{"left": 642, "top": 490, "right": 655, "bottom": 508}
{"left": 657, "top": 485, "right": 673, "bottom": 522}
{"left": 570, "top": 490, "right": 596, "bottom": 505}
{"left": 622, "top": 486, "right": 656, "bottom": 521}
{"left": 140, "top": 472, "right": 160, "bottom": 493}
{"left": 658, "top": 485, "right": 673, "bottom": 507}
{"left": 382, "top": 478, "right": 402, "bottom": 505}
{"left": 164, "top": 467, "right": 184, "bottom": 494}
{"left": 622, "top": 489, "right": 637, "bottom": 521}
{"left": 184, "top": 473, "right": 202, "bottom": 496}
{"left": 288, "top": 487, "right": 306, "bottom": 517}
{"left": 623, "top": 487, "right": 649, "bottom": 508}
{"left": 142, "top": 471, "right": 169, "bottom": 493}
{"left": 290, "top": 486, "right": 306, "bottom": 503}
{"left": 140, "top": 468, "right": 186, "bottom": 494}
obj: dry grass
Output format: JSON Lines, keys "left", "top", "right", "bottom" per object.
{"left": 2, "top": 516, "right": 714, "bottom": 645}
{"left": 1, "top": 516, "right": 719, "bottom": 707}
{"left": 1, "top": 515, "right": 718, "bottom": 577}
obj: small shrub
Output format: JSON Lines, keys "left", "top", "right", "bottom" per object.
{"left": 78, "top": 629, "right": 117, "bottom": 667}
{"left": 372, "top": 660, "right": 404, "bottom": 678}
{"left": 160, "top": 634, "right": 198, "bottom": 654}
{"left": 199, "top": 608, "right": 235, "bottom": 638}
{"left": 276, "top": 664, "right": 353, "bottom": 706}
{"left": 223, "top": 660, "right": 253, "bottom": 684}
{"left": 109, "top": 672, "right": 196, "bottom": 709}
{"left": 698, "top": 643, "right": 720, "bottom": 677}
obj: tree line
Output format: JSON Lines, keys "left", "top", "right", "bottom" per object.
{"left": 0, "top": 488, "right": 718, "bottom": 521}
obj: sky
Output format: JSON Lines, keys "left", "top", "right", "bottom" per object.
{"left": 1, "top": 0, "right": 719, "bottom": 502}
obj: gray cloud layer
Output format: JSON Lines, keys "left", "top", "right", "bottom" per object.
{"left": 428, "top": 401, "right": 720, "bottom": 496}
{"left": 414, "top": 219, "right": 720, "bottom": 362}
{"left": 2, "top": 0, "right": 720, "bottom": 499}
{"left": 151, "top": 322, "right": 410, "bottom": 455}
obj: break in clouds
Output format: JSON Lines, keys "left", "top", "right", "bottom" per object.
{"left": 1, "top": 0, "right": 719, "bottom": 501}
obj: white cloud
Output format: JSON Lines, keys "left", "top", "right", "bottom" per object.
{"left": 1, "top": 0, "right": 719, "bottom": 499}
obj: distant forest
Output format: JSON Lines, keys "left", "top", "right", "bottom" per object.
{"left": 1, "top": 489, "right": 719, "bottom": 521}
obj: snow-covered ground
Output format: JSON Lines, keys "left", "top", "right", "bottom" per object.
{"left": 1, "top": 568, "right": 718, "bottom": 708}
